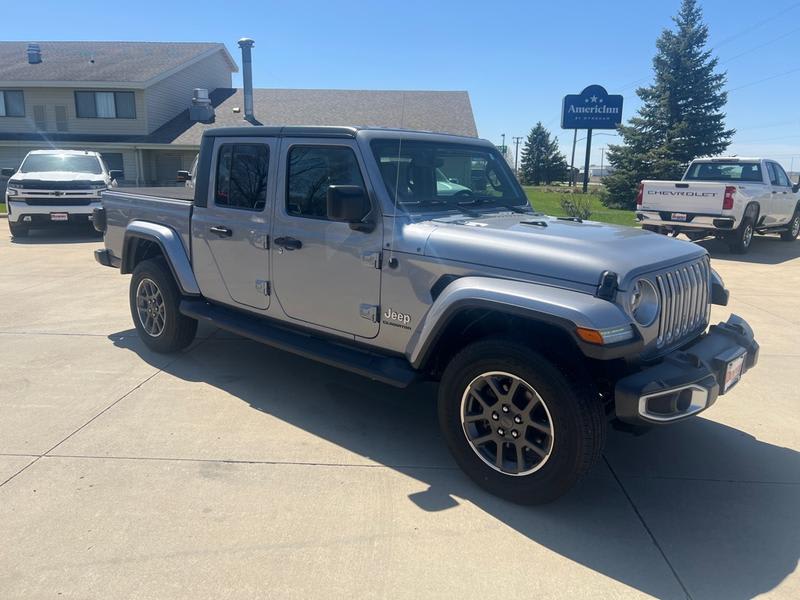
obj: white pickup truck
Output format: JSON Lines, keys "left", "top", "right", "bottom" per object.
{"left": 636, "top": 157, "right": 800, "bottom": 253}
{"left": 3, "top": 149, "right": 122, "bottom": 238}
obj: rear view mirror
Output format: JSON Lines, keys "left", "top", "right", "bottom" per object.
{"left": 1, "top": 168, "right": 15, "bottom": 178}
{"left": 109, "top": 170, "right": 124, "bottom": 181}
{"left": 177, "top": 170, "right": 191, "bottom": 182}
{"left": 327, "top": 185, "right": 371, "bottom": 228}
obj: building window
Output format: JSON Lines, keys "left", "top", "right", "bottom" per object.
{"left": 0, "top": 90, "right": 25, "bottom": 117}
{"left": 287, "top": 146, "right": 365, "bottom": 219}
{"left": 74, "top": 91, "right": 136, "bottom": 119}
{"left": 214, "top": 144, "right": 269, "bottom": 211}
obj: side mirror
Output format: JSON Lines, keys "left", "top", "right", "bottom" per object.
{"left": 109, "top": 170, "right": 124, "bottom": 181}
{"left": 1, "top": 168, "right": 15, "bottom": 178}
{"left": 327, "top": 185, "right": 371, "bottom": 229}
{"left": 177, "top": 170, "right": 191, "bottom": 183}
{"left": 793, "top": 175, "right": 799, "bottom": 194}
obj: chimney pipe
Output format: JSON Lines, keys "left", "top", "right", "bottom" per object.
{"left": 237, "top": 38, "right": 258, "bottom": 125}
{"left": 27, "top": 43, "right": 42, "bottom": 64}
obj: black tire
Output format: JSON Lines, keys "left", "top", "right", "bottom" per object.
{"left": 8, "top": 221, "right": 28, "bottom": 238}
{"left": 780, "top": 212, "right": 799, "bottom": 241}
{"left": 438, "top": 339, "right": 605, "bottom": 505}
{"left": 129, "top": 258, "right": 197, "bottom": 353}
{"left": 728, "top": 217, "right": 754, "bottom": 254}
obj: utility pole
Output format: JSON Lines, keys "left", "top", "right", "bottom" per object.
{"left": 501, "top": 133, "right": 506, "bottom": 156}
{"left": 599, "top": 147, "right": 605, "bottom": 179}
{"left": 512, "top": 136, "right": 523, "bottom": 175}
{"left": 569, "top": 129, "right": 577, "bottom": 187}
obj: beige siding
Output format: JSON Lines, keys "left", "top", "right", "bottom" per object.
{"left": 0, "top": 88, "right": 146, "bottom": 135}
{"left": 144, "top": 51, "right": 232, "bottom": 133}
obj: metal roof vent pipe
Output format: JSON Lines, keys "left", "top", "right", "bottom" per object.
{"left": 27, "top": 43, "right": 42, "bottom": 64}
{"left": 189, "top": 88, "right": 215, "bottom": 123}
{"left": 237, "top": 37, "right": 260, "bottom": 125}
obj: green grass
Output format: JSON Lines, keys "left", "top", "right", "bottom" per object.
{"left": 523, "top": 186, "right": 636, "bottom": 227}
{"left": 0, "top": 202, "right": 5, "bottom": 214}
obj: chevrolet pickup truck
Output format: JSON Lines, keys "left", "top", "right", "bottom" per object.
{"left": 93, "top": 126, "right": 759, "bottom": 504}
{"left": 636, "top": 157, "right": 800, "bottom": 253}
{"left": 4, "top": 149, "right": 122, "bottom": 238}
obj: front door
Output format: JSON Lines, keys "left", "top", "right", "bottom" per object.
{"left": 192, "top": 138, "right": 276, "bottom": 310}
{"left": 271, "top": 140, "right": 382, "bottom": 338}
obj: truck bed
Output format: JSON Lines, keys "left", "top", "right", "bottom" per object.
{"left": 101, "top": 187, "right": 194, "bottom": 261}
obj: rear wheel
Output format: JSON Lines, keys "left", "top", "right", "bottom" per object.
{"left": 8, "top": 221, "right": 28, "bottom": 238}
{"left": 438, "top": 339, "right": 605, "bottom": 505}
{"left": 129, "top": 258, "right": 197, "bottom": 353}
{"left": 728, "top": 217, "right": 754, "bottom": 253}
{"left": 780, "top": 212, "right": 799, "bottom": 241}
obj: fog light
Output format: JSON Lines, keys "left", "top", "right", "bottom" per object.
{"left": 23, "top": 216, "right": 32, "bottom": 222}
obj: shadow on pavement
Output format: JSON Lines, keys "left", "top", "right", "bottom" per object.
{"left": 696, "top": 234, "right": 799, "bottom": 265}
{"left": 9, "top": 224, "right": 101, "bottom": 245}
{"left": 110, "top": 329, "right": 799, "bottom": 599}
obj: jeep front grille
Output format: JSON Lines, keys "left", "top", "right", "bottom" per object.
{"left": 654, "top": 257, "right": 711, "bottom": 348}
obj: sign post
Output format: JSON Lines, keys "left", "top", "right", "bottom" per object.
{"left": 562, "top": 85, "right": 623, "bottom": 192}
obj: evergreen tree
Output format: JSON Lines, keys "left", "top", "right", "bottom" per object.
{"left": 520, "top": 122, "right": 568, "bottom": 185}
{"left": 604, "top": 0, "right": 734, "bottom": 208}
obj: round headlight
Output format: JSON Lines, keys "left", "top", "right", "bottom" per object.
{"left": 630, "top": 279, "right": 659, "bottom": 326}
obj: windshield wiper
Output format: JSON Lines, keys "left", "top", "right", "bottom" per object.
{"left": 457, "top": 197, "right": 531, "bottom": 214}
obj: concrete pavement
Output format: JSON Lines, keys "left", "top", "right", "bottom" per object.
{"left": 1, "top": 227, "right": 798, "bottom": 599}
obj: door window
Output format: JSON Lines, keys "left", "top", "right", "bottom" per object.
{"left": 214, "top": 144, "right": 269, "bottom": 211}
{"left": 773, "top": 163, "right": 791, "bottom": 187}
{"left": 286, "top": 146, "right": 365, "bottom": 219}
{"left": 766, "top": 162, "right": 779, "bottom": 185}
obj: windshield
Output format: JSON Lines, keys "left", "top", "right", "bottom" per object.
{"left": 684, "top": 161, "right": 762, "bottom": 183}
{"left": 371, "top": 140, "right": 527, "bottom": 212}
{"left": 20, "top": 154, "right": 104, "bottom": 175}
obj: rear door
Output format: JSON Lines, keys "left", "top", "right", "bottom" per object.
{"left": 270, "top": 139, "right": 382, "bottom": 339}
{"left": 192, "top": 137, "right": 276, "bottom": 310}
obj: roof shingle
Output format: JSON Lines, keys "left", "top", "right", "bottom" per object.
{"left": 0, "top": 41, "right": 234, "bottom": 84}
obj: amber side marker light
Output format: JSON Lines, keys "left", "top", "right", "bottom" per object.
{"left": 576, "top": 326, "right": 634, "bottom": 345}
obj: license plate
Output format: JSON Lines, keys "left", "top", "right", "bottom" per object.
{"left": 671, "top": 212, "right": 688, "bottom": 221}
{"left": 723, "top": 353, "right": 746, "bottom": 393}
{"left": 50, "top": 213, "right": 68, "bottom": 221}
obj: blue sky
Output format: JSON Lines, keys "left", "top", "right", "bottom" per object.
{"left": 8, "top": 0, "right": 800, "bottom": 170}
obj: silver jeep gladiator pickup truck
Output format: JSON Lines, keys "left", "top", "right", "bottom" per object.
{"left": 93, "top": 126, "right": 759, "bottom": 504}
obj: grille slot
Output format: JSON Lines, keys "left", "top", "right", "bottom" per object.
{"left": 654, "top": 257, "right": 710, "bottom": 348}
{"left": 16, "top": 180, "right": 94, "bottom": 190}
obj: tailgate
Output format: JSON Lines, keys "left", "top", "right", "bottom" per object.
{"left": 641, "top": 180, "right": 726, "bottom": 215}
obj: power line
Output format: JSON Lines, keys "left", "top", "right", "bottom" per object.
{"left": 728, "top": 65, "right": 800, "bottom": 92}
{"left": 711, "top": 1, "right": 800, "bottom": 49}
{"left": 720, "top": 24, "right": 800, "bottom": 64}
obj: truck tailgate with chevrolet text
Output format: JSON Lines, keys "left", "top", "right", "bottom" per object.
{"left": 636, "top": 157, "right": 800, "bottom": 253}
{"left": 94, "top": 126, "right": 759, "bottom": 504}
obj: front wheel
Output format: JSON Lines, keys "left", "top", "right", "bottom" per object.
{"left": 129, "top": 258, "right": 197, "bottom": 353}
{"left": 780, "top": 212, "right": 799, "bottom": 241}
{"left": 728, "top": 217, "right": 754, "bottom": 254}
{"left": 438, "top": 339, "right": 605, "bottom": 505}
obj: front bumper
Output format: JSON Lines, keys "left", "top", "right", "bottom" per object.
{"left": 615, "top": 315, "right": 758, "bottom": 425}
{"left": 6, "top": 198, "right": 101, "bottom": 224}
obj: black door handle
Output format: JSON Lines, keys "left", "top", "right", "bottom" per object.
{"left": 274, "top": 236, "right": 302, "bottom": 250}
{"left": 209, "top": 225, "right": 232, "bottom": 237}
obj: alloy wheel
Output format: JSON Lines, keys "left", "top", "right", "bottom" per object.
{"left": 460, "top": 371, "right": 555, "bottom": 476}
{"left": 135, "top": 277, "right": 166, "bottom": 337}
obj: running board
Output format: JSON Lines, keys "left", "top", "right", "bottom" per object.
{"left": 180, "top": 299, "right": 418, "bottom": 388}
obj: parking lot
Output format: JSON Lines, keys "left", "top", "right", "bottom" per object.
{"left": 0, "top": 228, "right": 798, "bottom": 599}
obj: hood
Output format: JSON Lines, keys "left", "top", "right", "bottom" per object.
{"left": 422, "top": 213, "right": 706, "bottom": 288}
{"left": 10, "top": 171, "right": 104, "bottom": 183}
